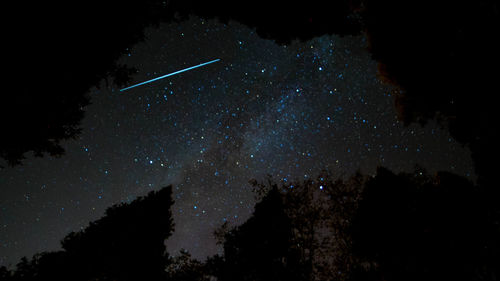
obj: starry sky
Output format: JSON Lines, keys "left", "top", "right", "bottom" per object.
{"left": 0, "top": 17, "right": 474, "bottom": 267}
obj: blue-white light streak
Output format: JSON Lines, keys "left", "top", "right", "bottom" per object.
{"left": 120, "top": 59, "right": 220, "bottom": 92}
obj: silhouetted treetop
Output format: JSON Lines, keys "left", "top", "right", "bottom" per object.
{"left": 59, "top": 186, "right": 174, "bottom": 280}
{"left": 2, "top": 169, "right": 498, "bottom": 280}
{"left": 1, "top": 185, "right": 175, "bottom": 281}
{"left": 213, "top": 173, "right": 367, "bottom": 281}
{"left": 217, "top": 168, "right": 498, "bottom": 281}
{"left": 2, "top": 0, "right": 173, "bottom": 166}
{"left": 213, "top": 186, "right": 302, "bottom": 281}
{"left": 166, "top": 249, "right": 213, "bottom": 281}
{"left": 358, "top": 0, "right": 500, "bottom": 183}
{"left": 350, "top": 167, "right": 499, "bottom": 281}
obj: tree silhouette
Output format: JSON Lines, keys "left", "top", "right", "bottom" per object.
{"left": 277, "top": 172, "right": 365, "bottom": 281}
{"left": 212, "top": 185, "right": 303, "bottom": 281}
{"left": 212, "top": 168, "right": 499, "bottom": 281}
{"left": 0, "top": 266, "right": 11, "bottom": 280}
{"left": 358, "top": 0, "right": 500, "bottom": 184}
{"left": 3, "top": 168, "right": 498, "bottom": 280}
{"left": 61, "top": 186, "right": 174, "bottom": 281}
{"left": 212, "top": 174, "right": 366, "bottom": 281}
{"left": 2, "top": 0, "right": 174, "bottom": 166}
{"left": 166, "top": 249, "right": 212, "bottom": 281}
{"left": 3, "top": 185, "right": 175, "bottom": 281}
{"left": 350, "top": 167, "right": 499, "bottom": 281}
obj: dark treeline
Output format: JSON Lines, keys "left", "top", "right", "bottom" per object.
{"left": 1, "top": 167, "right": 498, "bottom": 280}
{"left": 1, "top": 186, "right": 175, "bottom": 281}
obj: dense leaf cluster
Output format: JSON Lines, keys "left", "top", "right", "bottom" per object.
{"left": 3, "top": 168, "right": 497, "bottom": 280}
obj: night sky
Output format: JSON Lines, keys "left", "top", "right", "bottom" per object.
{"left": 0, "top": 17, "right": 474, "bottom": 267}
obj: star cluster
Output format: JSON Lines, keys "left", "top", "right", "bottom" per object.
{"left": 0, "top": 17, "right": 474, "bottom": 266}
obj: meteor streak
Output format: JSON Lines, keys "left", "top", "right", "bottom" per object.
{"left": 120, "top": 59, "right": 220, "bottom": 92}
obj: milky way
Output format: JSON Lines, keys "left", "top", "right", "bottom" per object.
{"left": 0, "top": 17, "right": 474, "bottom": 266}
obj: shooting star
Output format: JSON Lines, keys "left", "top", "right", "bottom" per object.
{"left": 120, "top": 58, "right": 220, "bottom": 92}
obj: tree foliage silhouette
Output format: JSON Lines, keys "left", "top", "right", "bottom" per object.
{"left": 212, "top": 173, "right": 365, "bottom": 281}
{"left": 1, "top": 185, "right": 175, "bottom": 281}
{"left": 0, "top": 266, "right": 11, "bottom": 280}
{"left": 357, "top": 0, "right": 500, "bottom": 184}
{"left": 276, "top": 172, "right": 365, "bottom": 281}
{"left": 350, "top": 167, "right": 499, "bottom": 281}
{"left": 2, "top": 168, "right": 498, "bottom": 280}
{"left": 166, "top": 249, "right": 212, "bottom": 281}
{"left": 211, "top": 185, "right": 303, "bottom": 281}
{"left": 2, "top": 0, "right": 176, "bottom": 166}
{"left": 212, "top": 168, "right": 498, "bottom": 281}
